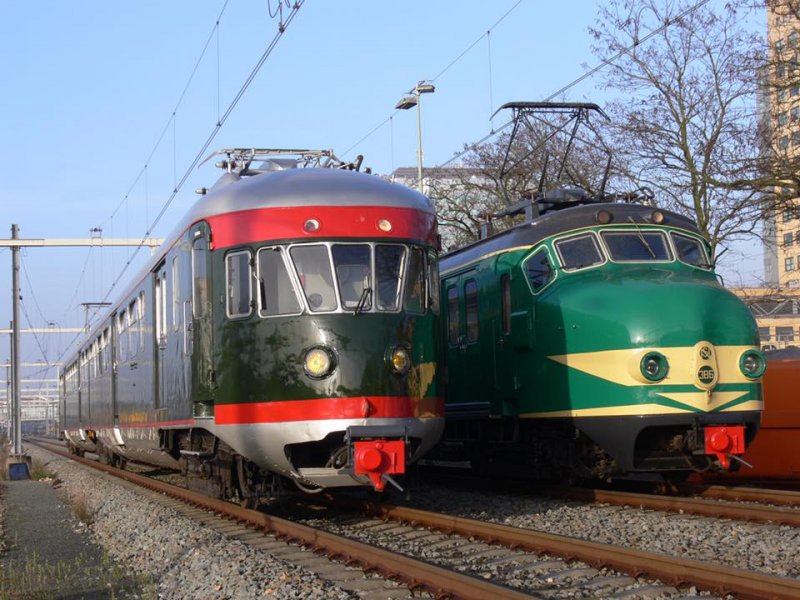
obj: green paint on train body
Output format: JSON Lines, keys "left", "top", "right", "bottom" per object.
{"left": 441, "top": 221, "right": 762, "bottom": 421}
{"left": 208, "top": 239, "right": 442, "bottom": 407}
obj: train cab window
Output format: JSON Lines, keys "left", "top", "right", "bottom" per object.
{"left": 404, "top": 247, "right": 426, "bottom": 314}
{"left": 465, "top": 279, "right": 479, "bottom": 342}
{"left": 333, "top": 244, "right": 372, "bottom": 311}
{"left": 555, "top": 234, "right": 604, "bottom": 271}
{"left": 226, "top": 250, "right": 253, "bottom": 318}
{"left": 524, "top": 248, "right": 554, "bottom": 292}
{"left": 601, "top": 231, "right": 672, "bottom": 261}
{"left": 500, "top": 274, "right": 511, "bottom": 335}
{"left": 447, "top": 286, "right": 460, "bottom": 346}
{"left": 428, "top": 250, "right": 440, "bottom": 315}
{"left": 375, "top": 245, "right": 405, "bottom": 310}
{"left": 670, "top": 232, "right": 712, "bottom": 269}
{"left": 192, "top": 236, "right": 208, "bottom": 319}
{"left": 290, "top": 245, "right": 337, "bottom": 312}
{"left": 257, "top": 247, "right": 302, "bottom": 316}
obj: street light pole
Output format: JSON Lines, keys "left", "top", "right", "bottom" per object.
{"left": 10, "top": 225, "right": 21, "bottom": 455}
{"left": 396, "top": 80, "right": 435, "bottom": 194}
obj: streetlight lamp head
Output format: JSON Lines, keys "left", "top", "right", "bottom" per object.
{"left": 415, "top": 80, "right": 435, "bottom": 94}
{"left": 395, "top": 95, "right": 418, "bottom": 110}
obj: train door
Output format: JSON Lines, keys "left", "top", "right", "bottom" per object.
{"left": 493, "top": 272, "right": 516, "bottom": 413}
{"left": 154, "top": 262, "right": 167, "bottom": 411}
{"left": 190, "top": 223, "right": 213, "bottom": 415}
{"left": 444, "top": 271, "right": 488, "bottom": 414}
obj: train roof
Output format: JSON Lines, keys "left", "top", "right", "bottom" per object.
{"left": 71, "top": 168, "right": 433, "bottom": 356}
{"left": 441, "top": 200, "right": 700, "bottom": 272}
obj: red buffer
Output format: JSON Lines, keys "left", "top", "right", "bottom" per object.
{"left": 354, "top": 440, "right": 406, "bottom": 491}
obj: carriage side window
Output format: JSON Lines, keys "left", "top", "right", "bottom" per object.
{"left": 117, "top": 310, "right": 128, "bottom": 361}
{"left": 333, "top": 244, "right": 372, "bottom": 311}
{"left": 101, "top": 327, "right": 110, "bottom": 373}
{"left": 192, "top": 236, "right": 209, "bottom": 319}
{"left": 447, "top": 285, "right": 460, "bottom": 346}
{"left": 601, "top": 231, "right": 672, "bottom": 261}
{"left": 670, "top": 232, "right": 712, "bottom": 269}
{"left": 465, "top": 279, "right": 479, "bottom": 343}
{"left": 555, "top": 234, "right": 604, "bottom": 271}
{"left": 257, "top": 247, "right": 302, "bottom": 316}
{"left": 524, "top": 248, "right": 554, "bottom": 292}
{"left": 128, "top": 299, "right": 139, "bottom": 356}
{"left": 404, "top": 247, "right": 426, "bottom": 314}
{"left": 500, "top": 274, "right": 511, "bottom": 335}
{"left": 290, "top": 245, "right": 337, "bottom": 312}
{"left": 375, "top": 245, "right": 405, "bottom": 311}
{"left": 226, "top": 250, "right": 253, "bottom": 318}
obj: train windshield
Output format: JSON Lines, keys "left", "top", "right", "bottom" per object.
{"left": 601, "top": 231, "right": 672, "bottom": 262}
{"left": 554, "top": 234, "right": 605, "bottom": 271}
{"left": 671, "top": 232, "right": 712, "bottom": 269}
{"left": 288, "top": 242, "right": 429, "bottom": 314}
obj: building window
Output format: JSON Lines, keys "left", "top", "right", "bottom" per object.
{"left": 784, "top": 208, "right": 793, "bottom": 222}
{"left": 784, "top": 232, "right": 794, "bottom": 247}
{"left": 777, "top": 326, "right": 795, "bottom": 342}
{"left": 786, "top": 256, "right": 795, "bottom": 271}
{"left": 792, "top": 86, "right": 800, "bottom": 97}
{"left": 789, "top": 31, "right": 798, "bottom": 47}
{"left": 777, "top": 38, "right": 785, "bottom": 53}
{"left": 758, "top": 327, "right": 770, "bottom": 342}
{"left": 779, "top": 112, "right": 789, "bottom": 126}
{"left": 780, "top": 136, "right": 790, "bottom": 150}
{"left": 778, "top": 88, "right": 788, "bottom": 103}
{"left": 777, "top": 63, "right": 786, "bottom": 79}
{"left": 793, "top": 107, "right": 800, "bottom": 121}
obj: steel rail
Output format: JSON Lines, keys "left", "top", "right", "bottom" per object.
{"left": 350, "top": 500, "right": 800, "bottom": 600}
{"left": 679, "top": 483, "right": 800, "bottom": 507}
{"left": 529, "top": 485, "right": 800, "bottom": 527}
{"left": 27, "top": 440, "right": 535, "bottom": 600}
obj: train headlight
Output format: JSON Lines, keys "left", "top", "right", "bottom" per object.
{"left": 739, "top": 350, "right": 766, "bottom": 379}
{"left": 304, "top": 347, "right": 334, "bottom": 379}
{"left": 640, "top": 351, "right": 669, "bottom": 382}
{"left": 388, "top": 346, "right": 410, "bottom": 374}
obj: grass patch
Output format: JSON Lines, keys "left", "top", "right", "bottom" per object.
{"left": 0, "top": 551, "right": 156, "bottom": 599}
{"left": 0, "top": 435, "right": 8, "bottom": 481}
{"left": 27, "top": 459, "right": 53, "bottom": 482}
{"left": 68, "top": 492, "right": 94, "bottom": 525}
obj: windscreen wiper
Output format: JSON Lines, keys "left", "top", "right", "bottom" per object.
{"left": 354, "top": 287, "right": 372, "bottom": 316}
{"left": 627, "top": 216, "right": 656, "bottom": 258}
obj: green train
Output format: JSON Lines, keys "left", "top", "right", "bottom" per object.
{"left": 438, "top": 188, "right": 763, "bottom": 480}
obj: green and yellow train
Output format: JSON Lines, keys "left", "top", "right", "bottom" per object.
{"left": 439, "top": 188, "right": 763, "bottom": 480}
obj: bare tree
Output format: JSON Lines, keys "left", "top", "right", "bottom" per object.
{"left": 590, "top": 0, "right": 769, "bottom": 264}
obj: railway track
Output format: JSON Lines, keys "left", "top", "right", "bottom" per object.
{"left": 26, "top": 438, "right": 800, "bottom": 599}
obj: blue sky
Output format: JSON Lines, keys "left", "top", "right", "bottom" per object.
{"left": 0, "top": 1, "right": 766, "bottom": 377}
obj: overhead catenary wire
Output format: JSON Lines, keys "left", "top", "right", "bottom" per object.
{"left": 53, "top": 1, "right": 305, "bottom": 367}
{"left": 341, "top": 0, "right": 524, "bottom": 159}
{"left": 436, "top": 0, "right": 713, "bottom": 169}
{"left": 99, "top": 2, "right": 304, "bottom": 300}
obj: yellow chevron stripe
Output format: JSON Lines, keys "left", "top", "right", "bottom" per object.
{"left": 520, "top": 399, "right": 763, "bottom": 418}
{"left": 547, "top": 345, "right": 759, "bottom": 387}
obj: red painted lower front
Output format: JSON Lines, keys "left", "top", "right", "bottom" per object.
{"left": 214, "top": 395, "right": 444, "bottom": 425}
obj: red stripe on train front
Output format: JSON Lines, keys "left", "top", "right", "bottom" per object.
{"left": 206, "top": 205, "right": 437, "bottom": 249}
{"left": 214, "top": 396, "right": 444, "bottom": 425}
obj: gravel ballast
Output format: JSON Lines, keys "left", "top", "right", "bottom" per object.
{"left": 6, "top": 445, "right": 361, "bottom": 600}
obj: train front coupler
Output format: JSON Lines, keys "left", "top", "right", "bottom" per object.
{"left": 703, "top": 425, "right": 746, "bottom": 469}
{"left": 346, "top": 425, "right": 407, "bottom": 492}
